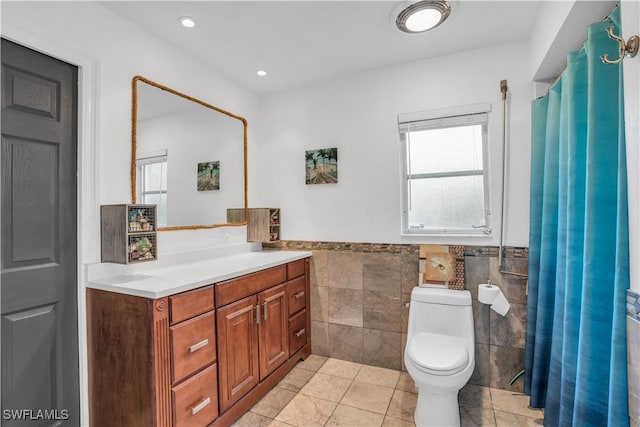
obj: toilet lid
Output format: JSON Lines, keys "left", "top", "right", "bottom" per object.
{"left": 407, "top": 332, "right": 469, "bottom": 376}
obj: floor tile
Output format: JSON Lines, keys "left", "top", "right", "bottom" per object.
{"left": 459, "top": 383, "right": 493, "bottom": 409}
{"left": 386, "top": 389, "right": 417, "bottom": 422}
{"left": 495, "top": 410, "right": 544, "bottom": 427}
{"left": 318, "top": 358, "right": 363, "bottom": 379}
{"left": 231, "top": 411, "right": 273, "bottom": 427}
{"left": 395, "top": 372, "right": 416, "bottom": 393}
{"left": 460, "top": 406, "right": 496, "bottom": 427}
{"left": 277, "top": 367, "right": 315, "bottom": 392}
{"left": 300, "top": 372, "right": 352, "bottom": 403}
{"left": 275, "top": 394, "right": 337, "bottom": 427}
{"left": 325, "top": 404, "right": 385, "bottom": 427}
{"left": 251, "top": 386, "right": 297, "bottom": 418}
{"left": 381, "top": 416, "right": 416, "bottom": 427}
{"left": 341, "top": 381, "right": 394, "bottom": 414}
{"left": 268, "top": 420, "right": 295, "bottom": 427}
{"left": 490, "top": 388, "right": 544, "bottom": 419}
{"left": 297, "top": 354, "right": 329, "bottom": 372}
{"left": 355, "top": 365, "right": 401, "bottom": 388}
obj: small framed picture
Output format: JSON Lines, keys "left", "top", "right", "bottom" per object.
{"left": 197, "top": 161, "right": 220, "bottom": 191}
{"left": 305, "top": 148, "right": 338, "bottom": 184}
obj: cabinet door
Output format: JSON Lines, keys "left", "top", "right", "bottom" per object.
{"left": 258, "top": 283, "right": 289, "bottom": 379}
{"left": 216, "top": 295, "right": 259, "bottom": 412}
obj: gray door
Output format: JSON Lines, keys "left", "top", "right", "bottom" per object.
{"left": 1, "top": 39, "right": 79, "bottom": 426}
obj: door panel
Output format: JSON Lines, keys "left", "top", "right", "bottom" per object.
{"left": 216, "top": 296, "right": 258, "bottom": 412}
{"left": 258, "top": 283, "right": 288, "bottom": 379}
{"left": 1, "top": 38, "right": 78, "bottom": 426}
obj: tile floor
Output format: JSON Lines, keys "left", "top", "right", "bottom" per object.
{"left": 231, "top": 356, "right": 544, "bottom": 427}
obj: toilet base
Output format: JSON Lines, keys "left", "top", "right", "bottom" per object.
{"left": 414, "top": 387, "right": 460, "bottom": 427}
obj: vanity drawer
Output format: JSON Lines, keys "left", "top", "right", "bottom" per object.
{"left": 170, "top": 285, "right": 214, "bottom": 325}
{"left": 287, "top": 276, "right": 306, "bottom": 315}
{"left": 172, "top": 363, "right": 218, "bottom": 427}
{"left": 216, "top": 265, "right": 286, "bottom": 307}
{"left": 170, "top": 311, "right": 216, "bottom": 384}
{"left": 288, "top": 309, "right": 307, "bottom": 355}
{"left": 287, "top": 259, "right": 306, "bottom": 280}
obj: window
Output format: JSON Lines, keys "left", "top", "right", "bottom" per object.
{"left": 399, "top": 105, "right": 491, "bottom": 235}
{"left": 136, "top": 150, "right": 168, "bottom": 227}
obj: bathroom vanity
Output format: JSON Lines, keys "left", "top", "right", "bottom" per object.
{"left": 86, "top": 248, "right": 311, "bottom": 427}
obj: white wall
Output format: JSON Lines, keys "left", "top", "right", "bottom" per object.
{"left": 138, "top": 108, "right": 245, "bottom": 226}
{"left": 622, "top": 0, "right": 640, "bottom": 292}
{"left": 2, "top": 1, "right": 257, "bottom": 255}
{"left": 253, "top": 41, "right": 532, "bottom": 247}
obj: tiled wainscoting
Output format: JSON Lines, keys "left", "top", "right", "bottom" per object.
{"left": 628, "top": 290, "right": 640, "bottom": 427}
{"left": 264, "top": 241, "right": 529, "bottom": 392}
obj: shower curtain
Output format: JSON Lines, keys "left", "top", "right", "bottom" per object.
{"left": 524, "top": 7, "right": 630, "bottom": 427}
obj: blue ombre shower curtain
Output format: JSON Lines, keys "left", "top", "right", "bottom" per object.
{"left": 524, "top": 7, "right": 630, "bottom": 427}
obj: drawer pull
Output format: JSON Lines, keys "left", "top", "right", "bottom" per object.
{"left": 294, "top": 328, "right": 306, "bottom": 338}
{"left": 255, "top": 305, "right": 260, "bottom": 325}
{"left": 294, "top": 291, "right": 305, "bottom": 300}
{"left": 188, "top": 339, "right": 209, "bottom": 353}
{"left": 191, "top": 397, "right": 211, "bottom": 415}
{"left": 263, "top": 302, "right": 268, "bottom": 320}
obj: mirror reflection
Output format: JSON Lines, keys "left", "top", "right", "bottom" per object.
{"left": 132, "top": 76, "right": 247, "bottom": 230}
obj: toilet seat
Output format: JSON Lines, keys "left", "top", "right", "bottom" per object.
{"left": 407, "top": 332, "right": 469, "bottom": 376}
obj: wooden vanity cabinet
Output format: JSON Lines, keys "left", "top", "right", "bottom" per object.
{"left": 87, "top": 257, "right": 310, "bottom": 427}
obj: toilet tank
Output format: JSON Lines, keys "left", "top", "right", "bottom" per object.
{"left": 407, "top": 287, "right": 474, "bottom": 345}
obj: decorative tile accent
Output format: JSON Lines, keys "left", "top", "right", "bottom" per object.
{"left": 628, "top": 289, "right": 640, "bottom": 321}
{"left": 263, "top": 240, "right": 418, "bottom": 254}
{"left": 449, "top": 245, "right": 466, "bottom": 290}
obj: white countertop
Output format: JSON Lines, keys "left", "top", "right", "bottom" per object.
{"left": 86, "top": 249, "right": 312, "bottom": 299}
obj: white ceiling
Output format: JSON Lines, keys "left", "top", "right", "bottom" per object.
{"left": 102, "top": 1, "right": 543, "bottom": 94}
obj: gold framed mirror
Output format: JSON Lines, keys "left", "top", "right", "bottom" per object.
{"left": 131, "top": 75, "right": 247, "bottom": 231}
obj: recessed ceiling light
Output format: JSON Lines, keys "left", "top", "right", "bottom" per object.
{"left": 256, "top": 70, "right": 267, "bottom": 77}
{"left": 396, "top": 1, "right": 450, "bottom": 33}
{"left": 178, "top": 16, "right": 195, "bottom": 28}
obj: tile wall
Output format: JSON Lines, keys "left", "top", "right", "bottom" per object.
{"left": 265, "top": 241, "right": 529, "bottom": 392}
{"left": 628, "top": 289, "right": 640, "bottom": 427}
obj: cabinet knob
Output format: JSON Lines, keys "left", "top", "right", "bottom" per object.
{"left": 189, "top": 339, "right": 209, "bottom": 353}
{"left": 191, "top": 397, "right": 211, "bottom": 415}
{"left": 295, "top": 328, "right": 306, "bottom": 338}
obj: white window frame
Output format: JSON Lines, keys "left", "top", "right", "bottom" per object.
{"left": 136, "top": 149, "right": 168, "bottom": 227}
{"left": 399, "top": 104, "right": 492, "bottom": 236}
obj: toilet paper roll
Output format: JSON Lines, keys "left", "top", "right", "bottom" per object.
{"left": 477, "top": 283, "right": 511, "bottom": 316}
{"left": 477, "top": 284, "right": 499, "bottom": 304}
{"left": 490, "top": 290, "right": 510, "bottom": 316}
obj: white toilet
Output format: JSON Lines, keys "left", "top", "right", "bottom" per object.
{"left": 404, "top": 286, "right": 475, "bottom": 427}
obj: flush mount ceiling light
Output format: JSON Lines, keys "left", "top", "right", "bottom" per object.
{"left": 396, "top": 0, "right": 450, "bottom": 33}
{"left": 256, "top": 70, "right": 267, "bottom": 77}
{"left": 178, "top": 16, "right": 196, "bottom": 28}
